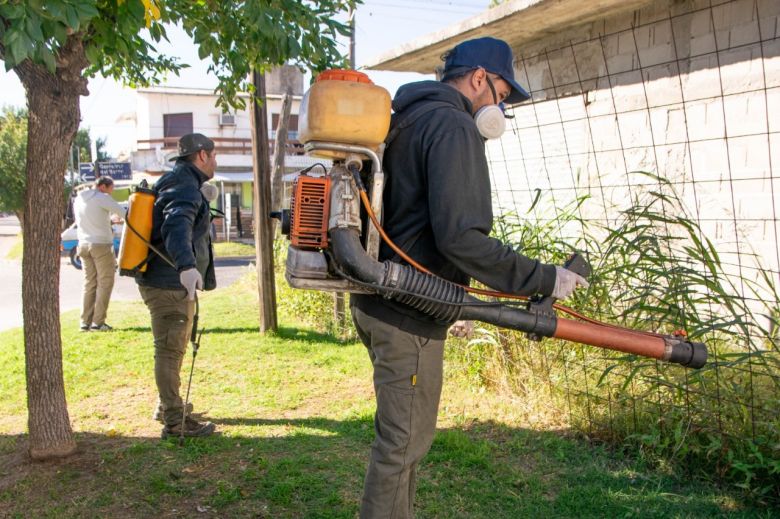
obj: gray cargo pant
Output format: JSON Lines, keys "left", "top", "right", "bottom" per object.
{"left": 352, "top": 306, "right": 445, "bottom": 519}
{"left": 78, "top": 242, "right": 116, "bottom": 327}
{"left": 139, "top": 285, "right": 195, "bottom": 426}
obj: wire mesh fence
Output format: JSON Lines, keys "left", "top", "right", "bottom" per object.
{"left": 483, "top": 0, "right": 780, "bottom": 499}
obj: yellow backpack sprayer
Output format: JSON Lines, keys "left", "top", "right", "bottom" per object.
{"left": 118, "top": 181, "right": 156, "bottom": 277}
{"left": 271, "top": 69, "right": 708, "bottom": 369}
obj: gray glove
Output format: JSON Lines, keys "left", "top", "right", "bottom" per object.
{"left": 551, "top": 266, "right": 589, "bottom": 300}
{"left": 179, "top": 268, "right": 203, "bottom": 300}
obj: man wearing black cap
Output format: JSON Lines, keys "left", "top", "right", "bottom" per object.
{"left": 350, "top": 37, "right": 588, "bottom": 517}
{"left": 137, "top": 132, "right": 218, "bottom": 439}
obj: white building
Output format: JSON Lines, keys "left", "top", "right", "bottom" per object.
{"left": 131, "top": 66, "right": 322, "bottom": 240}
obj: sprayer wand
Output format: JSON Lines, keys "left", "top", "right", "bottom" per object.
{"left": 179, "top": 295, "right": 203, "bottom": 446}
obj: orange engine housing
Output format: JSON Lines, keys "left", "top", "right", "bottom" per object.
{"left": 290, "top": 175, "right": 331, "bottom": 250}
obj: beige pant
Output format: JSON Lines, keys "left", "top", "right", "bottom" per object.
{"left": 138, "top": 285, "right": 195, "bottom": 426}
{"left": 79, "top": 242, "right": 116, "bottom": 327}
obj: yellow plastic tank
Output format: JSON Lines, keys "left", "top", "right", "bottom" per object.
{"left": 118, "top": 183, "right": 156, "bottom": 277}
{"left": 298, "top": 70, "right": 391, "bottom": 159}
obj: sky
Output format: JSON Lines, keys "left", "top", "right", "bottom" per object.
{"left": 0, "top": 0, "right": 491, "bottom": 157}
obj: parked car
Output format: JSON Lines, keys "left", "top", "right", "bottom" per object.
{"left": 61, "top": 222, "right": 122, "bottom": 270}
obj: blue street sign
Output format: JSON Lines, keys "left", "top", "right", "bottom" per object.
{"left": 96, "top": 162, "right": 132, "bottom": 180}
{"left": 79, "top": 163, "right": 95, "bottom": 182}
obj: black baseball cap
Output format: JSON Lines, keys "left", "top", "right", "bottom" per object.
{"left": 442, "top": 37, "right": 530, "bottom": 105}
{"left": 170, "top": 133, "right": 215, "bottom": 161}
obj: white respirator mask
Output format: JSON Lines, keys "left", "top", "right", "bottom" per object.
{"left": 473, "top": 73, "right": 507, "bottom": 140}
{"left": 473, "top": 104, "right": 506, "bottom": 140}
{"left": 200, "top": 182, "right": 219, "bottom": 202}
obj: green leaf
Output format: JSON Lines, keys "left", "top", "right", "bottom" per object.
{"left": 9, "top": 31, "right": 31, "bottom": 65}
{"left": 25, "top": 15, "right": 45, "bottom": 42}
{"left": 40, "top": 46, "right": 57, "bottom": 73}
{"left": 0, "top": 4, "right": 25, "bottom": 20}
{"left": 65, "top": 5, "right": 80, "bottom": 30}
{"left": 75, "top": 2, "right": 99, "bottom": 19}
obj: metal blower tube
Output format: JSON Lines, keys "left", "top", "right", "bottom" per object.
{"left": 328, "top": 229, "right": 707, "bottom": 369}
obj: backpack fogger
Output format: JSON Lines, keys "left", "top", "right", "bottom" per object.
{"left": 273, "top": 69, "right": 707, "bottom": 369}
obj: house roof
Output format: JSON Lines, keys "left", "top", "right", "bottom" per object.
{"left": 364, "top": 0, "right": 655, "bottom": 73}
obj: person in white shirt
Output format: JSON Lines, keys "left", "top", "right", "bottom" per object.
{"left": 74, "top": 176, "right": 125, "bottom": 331}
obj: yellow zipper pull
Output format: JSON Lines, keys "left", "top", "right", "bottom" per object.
{"left": 411, "top": 374, "right": 417, "bottom": 386}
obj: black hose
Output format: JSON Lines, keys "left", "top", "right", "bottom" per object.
{"left": 329, "top": 228, "right": 556, "bottom": 337}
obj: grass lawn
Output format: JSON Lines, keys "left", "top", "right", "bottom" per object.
{"left": 212, "top": 241, "right": 256, "bottom": 258}
{"left": 0, "top": 275, "right": 768, "bottom": 518}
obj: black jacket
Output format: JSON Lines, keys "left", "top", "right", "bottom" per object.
{"left": 352, "top": 81, "right": 556, "bottom": 339}
{"left": 136, "top": 161, "right": 216, "bottom": 291}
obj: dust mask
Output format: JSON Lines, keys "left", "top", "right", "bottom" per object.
{"left": 200, "top": 182, "right": 219, "bottom": 202}
{"left": 474, "top": 105, "right": 506, "bottom": 140}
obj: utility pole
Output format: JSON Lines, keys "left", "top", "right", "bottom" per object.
{"left": 332, "top": 5, "right": 358, "bottom": 336}
{"left": 270, "top": 91, "right": 292, "bottom": 221}
{"left": 250, "top": 69, "right": 278, "bottom": 332}
{"left": 349, "top": 6, "right": 356, "bottom": 69}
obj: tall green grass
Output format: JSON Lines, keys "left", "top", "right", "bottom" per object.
{"left": 450, "top": 172, "right": 780, "bottom": 503}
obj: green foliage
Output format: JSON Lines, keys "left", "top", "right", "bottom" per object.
{"left": 0, "top": 0, "right": 356, "bottom": 108}
{"left": 73, "top": 128, "right": 108, "bottom": 162}
{"left": 212, "top": 241, "right": 256, "bottom": 258}
{"left": 0, "top": 106, "right": 27, "bottom": 219}
{"left": 272, "top": 241, "right": 354, "bottom": 339}
{"left": 460, "top": 171, "right": 780, "bottom": 503}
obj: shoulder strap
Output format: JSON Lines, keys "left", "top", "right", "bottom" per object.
{"left": 384, "top": 101, "right": 454, "bottom": 147}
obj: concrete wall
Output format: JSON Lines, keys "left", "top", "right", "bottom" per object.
{"left": 489, "top": 0, "right": 780, "bottom": 306}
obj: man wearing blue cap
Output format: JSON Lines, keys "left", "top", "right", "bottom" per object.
{"left": 350, "top": 37, "right": 588, "bottom": 518}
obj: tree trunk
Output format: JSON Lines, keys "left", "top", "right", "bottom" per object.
{"left": 14, "top": 36, "right": 89, "bottom": 460}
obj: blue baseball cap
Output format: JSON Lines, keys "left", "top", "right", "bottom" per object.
{"left": 442, "top": 37, "right": 530, "bottom": 105}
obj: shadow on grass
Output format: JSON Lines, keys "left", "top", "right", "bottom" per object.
{"left": 0, "top": 417, "right": 760, "bottom": 519}
{"left": 114, "top": 326, "right": 349, "bottom": 345}
{"left": 274, "top": 326, "right": 352, "bottom": 346}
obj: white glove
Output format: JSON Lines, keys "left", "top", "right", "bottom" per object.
{"left": 179, "top": 268, "right": 203, "bottom": 300}
{"left": 551, "top": 266, "right": 589, "bottom": 300}
{"left": 448, "top": 320, "right": 474, "bottom": 338}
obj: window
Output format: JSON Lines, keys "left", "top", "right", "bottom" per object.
{"left": 163, "top": 113, "right": 193, "bottom": 138}
{"left": 270, "top": 113, "right": 299, "bottom": 140}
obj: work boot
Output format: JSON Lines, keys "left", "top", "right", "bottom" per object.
{"left": 161, "top": 417, "right": 216, "bottom": 439}
{"left": 153, "top": 401, "right": 193, "bottom": 423}
{"left": 91, "top": 323, "right": 113, "bottom": 331}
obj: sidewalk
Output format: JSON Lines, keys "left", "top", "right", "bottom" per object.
{"left": 0, "top": 215, "right": 21, "bottom": 259}
{"left": 0, "top": 213, "right": 21, "bottom": 236}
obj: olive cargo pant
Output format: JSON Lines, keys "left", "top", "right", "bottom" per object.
{"left": 139, "top": 285, "right": 195, "bottom": 426}
{"left": 351, "top": 306, "right": 445, "bottom": 519}
{"left": 78, "top": 242, "right": 116, "bottom": 327}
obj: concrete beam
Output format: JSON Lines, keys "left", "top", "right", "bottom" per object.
{"left": 364, "top": 0, "right": 656, "bottom": 73}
